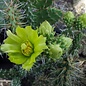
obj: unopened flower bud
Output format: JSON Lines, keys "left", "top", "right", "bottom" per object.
{"left": 49, "top": 44, "right": 63, "bottom": 60}
{"left": 64, "top": 11, "right": 75, "bottom": 24}
{"left": 58, "top": 36, "right": 72, "bottom": 51}
{"left": 78, "top": 13, "right": 86, "bottom": 28}
{"left": 38, "top": 21, "right": 53, "bottom": 36}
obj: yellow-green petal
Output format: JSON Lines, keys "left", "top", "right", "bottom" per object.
{"left": 1, "top": 44, "right": 20, "bottom": 53}
{"left": 34, "top": 43, "right": 47, "bottom": 52}
{"left": 4, "top": 37, "right": 19, "bottom": 44}
{"left": 23, "top": 62, "right": 34, "bottom": 71}
{"left": 16, "top": 26, "right": 28, "bottom": 42}
{"left": 7, "top": 30, "right": 22, "bottom": 44}
{"left": 25, "top": 26, "right": 38, "bottom": 43}
{"left": 34, "top": 35, "right": 47, "bottom": 52}
{"left": 22, "top": 57, "right": 35, "bottom": 70}
{"left": 22, "top": 52, "right": 40, "bottom": 70}
{"left": 1, "top": 25, "right": 47, "bottom": 71}
{"left": 8, "top": 53, "right": 28, "bottom": 64}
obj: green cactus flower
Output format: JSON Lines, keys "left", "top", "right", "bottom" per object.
{"left": 49, "top": 44, "right": 63, "bottom": 60}
{"left": 78, "top": 13, "right": 86, "bottom": 28}
{"left": 1, "top": 26, "right": 47, "bottom": 70}
{"left": 38, "top": 20, "right": 53, "bottom": 36}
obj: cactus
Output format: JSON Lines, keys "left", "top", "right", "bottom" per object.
{"left": 0, "top": 65, "right": 28, "bottom": 79}
{"left": 0, "top": 0, "right": 25, "bottom": 33}
{"left": 0, "top": 65, "right": 28, "bottom": 86}
{"left": 31, "top": 56, "right": 84, "bottom": 86}
{"left": 63, "top": 11, "right": 85, "bottom": 56}
{"left": 0, "top": 0, "right": 8, "bottom": 28}
{"left": 0, "top": 1, "right": 85, "bottom": 86}
{"left": 11, "top": 77, "right": 21, "bottom": 86}
{"left": 34, "top": 7, "right": 62, "bottom": 26}
{"left": 21, "top": 0, "right": 62, "bottom": 28}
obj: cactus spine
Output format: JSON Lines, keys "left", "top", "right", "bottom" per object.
{"left": 21, "top": 0, "right": 62, "bottom": 28}
{"left": 1, "top": 0, "right": 25, "bottom": 33}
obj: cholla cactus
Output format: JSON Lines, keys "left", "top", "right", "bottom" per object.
{"left": 20, "top": 0, "right": 62, "bottom": 28}
{"left": 63, "top": 11, "right": 75, "bottom": 26}
{"left": 0, "top": 0, "right": 85, "bottom": 85}
{"left": 3, "top": 0, "right": 25, "bottom": 33}
{"left": 78, "top": 13, "right": 86, "bottom": 28}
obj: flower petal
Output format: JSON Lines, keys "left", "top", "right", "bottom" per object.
{"left": 25, "top": 26, "right": 38, "bottom": 43}
{"left": 16, "top": 26, "right": 28, "bottom": 42}
{"left": 8, "top": 53, "right": 28, "bottom": 64}
{"left": 34, "top": 35, "right": 47, "bottom": 52}
{"left": 1, "top": 44, "right": 21, "bottom": 53}
{"left": 7, "top": 30, "right": 22, "bottom": 44}
{"left": 22, "top": 52, "right": 40, "bottom": 70}
{"left": 4, "top": 37, "right": 18, "bottom": 44}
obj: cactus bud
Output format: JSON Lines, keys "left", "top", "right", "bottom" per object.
{"left": 63, "top": 11, "right": 75, "bottom": 25}
{"left": 38, "top": 21, "right": 53, "bottom": 36}
{"left": 58, "top": 36, "right": 72, "bottom": 51}
{"left": 78, "top": 13, "right": 86, "bottom": 28}
{"left": 49, "top": 44, "right": 63, "bottom": 60}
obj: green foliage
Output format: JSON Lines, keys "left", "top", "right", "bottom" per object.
{"left": 0, "top": 0, "right": 25, "bottom": 32}
{"left": 11, "top": 77, "right": 21, "bottom": 86}
{"left": 31, "top": 56, "right": 83, "bottom": 86}
{"left": 21, "top": 0, "right": 62, "bottom": 28}
{"left": 0, "top": 65, "right": 27, "bottom": 79}
{"left": 5, "top": 1, "right": 25, "bottom": 33}
{"left": 35, "top": 7, "right": 62, "bottom": 26}
{"left": 0, "top": 0, "right": 62, "bottom": 29}
{"left": 63, "top": 11, "right": 85, "bottom": 56}
{"left": 63, "top": 11, "right": 75, "bottom": 25}
{"left": 19, "top": 0, "right": 27, "bottom": 2}
{"left": 33, "top": 0, "right": 52, "bottom": 9}
{"left": 0, "top": 65, "right": 28, "bottom": 86}
{"left": 0, "top": 0, "right": 7, "bottom": 28}
{"left": 78, "top": 13, "right": 86, "bottom": 28}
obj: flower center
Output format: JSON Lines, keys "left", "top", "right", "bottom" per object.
{"left": 21, "top": 41, "right": 33, "bottom": 56}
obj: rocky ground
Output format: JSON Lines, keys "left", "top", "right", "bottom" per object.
{"left": 0, "top": 79, "right": 11, "bottom": 86}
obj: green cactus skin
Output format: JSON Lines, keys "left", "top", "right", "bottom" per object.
{"left": 4, "top": 0, "right": 25, "bottom": 33}
{"left": 32, "top": 0, "right": 53, "bottom": 9}
{"left": 63, "top": 11, "right": 75, "bottom": 21}
{"left": 23, "top": 0, "right": 62, "bottom": 28}
{"left": 63, "top": 11, "right": 75, "bottom": 27}
{"left": 0, "top": 0, "right": 9, "bottom": 28}
{"left": 0, "top": 65, "right": 28, "bottom": 86}
{"left": 11, "top": 77, "right": 21, "bottom": 86}
{"left": 63, "top": 12, "right": 85, "bottom": 56}
{"left": 35, "top": 7, "right": 62, "bottom": 26}
{"left": 78, "top": 13, "right": 86, "bottom": 28}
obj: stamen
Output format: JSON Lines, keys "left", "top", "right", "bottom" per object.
{"left": 21, "top": 41, "right": 33, "bottom": 56}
